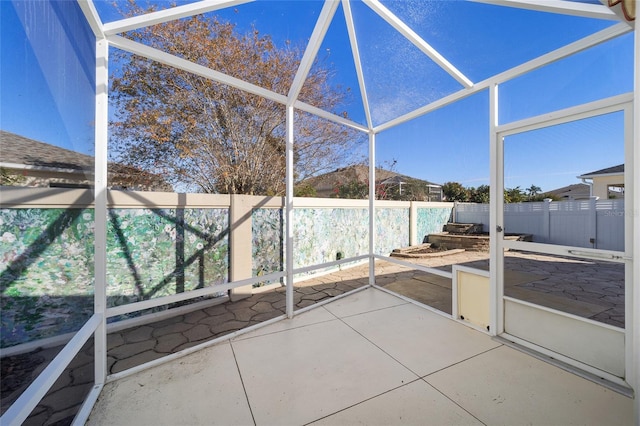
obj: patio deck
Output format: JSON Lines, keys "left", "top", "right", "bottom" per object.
{"left": 2, "top": 250, "right": 627, "bottom": 425}
{"left": 87, "top": 287, "right": 632, "bottom": 425}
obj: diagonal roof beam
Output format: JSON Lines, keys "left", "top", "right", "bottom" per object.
{"left": 108, "top": 35, "right": 288, "bottom": 104}
{"left": 294, "top": 101, "right": 369, "bottom": 133}
{"left": 373, "top": 22, "right": 631, "bottom": 133}
{"left": 78, "top": 0, "right": 105, "bottom": 38}
{"left": 363, "top": 0, "right": 473, "bottom": 89}
{"left": 103, "top": 0, "right": 253, "bottom": 36}
{"left": 106, "top": 35, "right": 368, "bottom": 133}
{"left": 287, "top": 0, "right": 340, "bottom": 105}
{"left": 342, "top": 0, "right": 373, "bottom": 131}
{"left": 472, "top": 0, "right": 620, "bottom": 21}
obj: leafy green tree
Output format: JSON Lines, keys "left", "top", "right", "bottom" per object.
{"left": 442, "top": 182, "right": 543, "bottom": 203}
{"left": 531, "top": 192, "right": 561, "bottom": 202}
{"left": 470, "top": 185, "right": 490, "bottom": 203}
{"left": 442, "top": 181, "right": 469, "bottom": 202}
{"left": 294, "top": 183, "right": 317, "bottom": 197}
{"left": 504, "top": 186, "right": 526, "bottom": 203}
{"left": 526, "top": 184, "right": 542, "bottom": 201}
{"left": 334, "top": 179, "right": 369, "bottom": 199}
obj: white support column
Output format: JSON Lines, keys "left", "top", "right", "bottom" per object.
{"left": 285, "top": 106, "right": 295, "bottom": 318}
{"left": 368, "top": 132, "right": 376, "bottom": 285}
{"left": 630, "top": 21, "right": 639, "bottom": 424}
{"left": 489, "top": 83, "right": 503, "bottom": 336}
{"left": 94, "top": 38, "right": 109, "bottom": 385}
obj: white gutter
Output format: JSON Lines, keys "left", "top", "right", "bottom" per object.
{"left": 579, "top": 177, "right": 594, "bottom": 197}
{"left": 0, "top": 162, "right": 89, "bottom": 176}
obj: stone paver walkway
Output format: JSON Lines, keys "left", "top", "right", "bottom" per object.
{"left": 376, "top": 250, "right": 624, "bottom": 328}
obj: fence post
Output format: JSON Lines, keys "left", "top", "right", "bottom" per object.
{"left": 410, "top": 201, "right": 418, "bottom": 246}
{"left": 589, "top": 196, "right": 599, "bottom": 249}
{"left": 229, "top": 194, "right": 253, "bottom": 301}
{"left": 453, "top": 201, "right": 458, "bottom": 223}
{"left": 542, "top": 198, "right": 552, "bottom": 243}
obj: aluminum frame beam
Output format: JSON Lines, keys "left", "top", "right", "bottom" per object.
{"left": 342, "top": 0, "right": 373, "bottom": 130}
{"left": 631, "top": 17, "right": 639, "bottom": 422}
{"left": 77, "top": 0, "right": 105, "bottom": 38}
{"left": 103, "top": 0, "right": 253, "bottom": 36}
{"left": 288, "top": 0, "right": 339, "bottom": 105}
{"left": 285, "top": 105, "right": 295, "bottom": 318}
{"left": 363, "top": 0, "right": 473, "bottom": 89}
{"left": 374, "top": 22, "right": 631, "bottom": 133}
{"left": 472, "top": 0, "right": 620, "bottom": 21}
{"left": 107, "top": 35, "right": 368, "bottom": 133}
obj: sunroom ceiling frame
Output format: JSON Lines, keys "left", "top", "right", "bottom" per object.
{"left": 77, "top": 0, "right": 104, "bottom": 38}
{"left": 363, "top": 0, "right": 474, "bottom": 89}
{"left": 93, "top": 0, "right": 630, "bottom": 136}
{"left": 107, "top": 35, "right": 288, "bottom": 104}
{"left": 107, "top": 34, "right": 369, "bottom": 133}
{"left": 102, "top": 0, "right": 253, "bottom": 36}
{"left": 472, "top": 0, "right": 619, "bottom": 21}
{"left": 342, "top": 0, "right": 374, "bottom": 130}
{"left": 373, "top": 21, "right": 632, "bottom": 133}
{"left": 287, "top": 0, "right": 339, "bottom": 105}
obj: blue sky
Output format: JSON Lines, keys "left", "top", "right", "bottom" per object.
{"left": 1, "top": 0, "right": 634, "bottom": 192}
{"left": 1, "top": 1, "right": 96, "bottom": 156}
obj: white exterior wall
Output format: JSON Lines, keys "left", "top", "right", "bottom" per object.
{"left": 592, "top": 174, "right": 624, "bottom": 199}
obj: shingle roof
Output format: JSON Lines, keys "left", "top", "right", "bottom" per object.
{"left": 545, "top": 183, "right": 590, "bottom": 199}
{"left": 302, "top": 165, "right": 439, "bottom": 197}
{"left": 0, "top": 130, "right": 94, "bottom": 171}
{"left": 0, "top": 130, "right": 172, "bottom": 191}
{"left": 578, "top": 164, "right": 624, "bottom": 178}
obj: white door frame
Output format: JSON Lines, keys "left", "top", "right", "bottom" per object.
{"left": 490, "top": 92, "right": 634, "bottom": 387}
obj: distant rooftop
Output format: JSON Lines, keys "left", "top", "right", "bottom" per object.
{"left": 578, "top": 164, "right": 624, "bottom": 178}
{"left": 1, "top": 130, "right": 93, "bottom": 172}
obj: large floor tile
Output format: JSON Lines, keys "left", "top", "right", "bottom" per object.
{"left": 425, "top": 345, "right": 633, "bottom": 426}
{"left": 310, "top": 379, "right": 483, "bottom": 426}
{"left": 87, "top": 342, "right": 253, "bottom": 426}
{"left": 232, "top": 318, "right": 417, "bottom": 426}
{"left": 343, "top": 303, "right": 501, "bottom": 376}
{"left": 322, "top": 287, "right": 408, "bottom": 319}
{"left": 232, "top": 304, "right": 336, "bottom": 341}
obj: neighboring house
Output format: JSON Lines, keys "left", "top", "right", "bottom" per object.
{"left": 545, "top": 183, "right": 591, "bottom": 201}
{"left": 577, "top": 164, "right": 624, "bottom": 199}
{"left": 0, "top": 130, "right": 172, "bottom": 191}
{"left": 301, "top": 165, "right": 443, "bottom": 201}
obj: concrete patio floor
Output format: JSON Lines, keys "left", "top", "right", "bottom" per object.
{"left": 87, "top": 287, "right": 633, "bottom": 425}
{"left": 2, "top": 249, "right": 627, "bottom": 424}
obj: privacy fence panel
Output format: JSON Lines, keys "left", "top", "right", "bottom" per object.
{"left": 505, "top": 202, "right": 545, "bottom": 240}
{"left": 455, "top": 199, "right": 624, "bottom": 251}
{"left": 595, "top": 200, "right": 625, "bottom": 251}
{"left": 549, "top": 201, "right": 593, "bottom": 248}
{"left": 455, "top": 202, "right": 490, "bottom": 231}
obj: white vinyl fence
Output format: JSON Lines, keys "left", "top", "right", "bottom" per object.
{"left": 455, "top": 198, "right": 625, "bottom": 251}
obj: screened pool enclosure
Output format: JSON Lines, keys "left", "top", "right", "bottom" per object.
{"left": 0, "top": 0, "right": 639, "bottom": 424}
